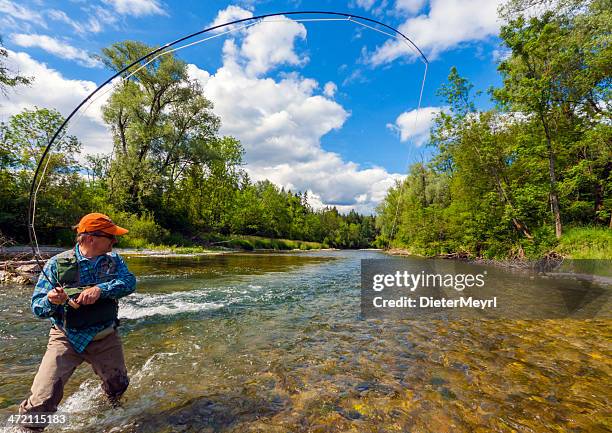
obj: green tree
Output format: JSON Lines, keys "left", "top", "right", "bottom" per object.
{"left": 0, "top": 36, "right": 31, "bottom": 96}
{"left": 0, "top": 108, "right": 88, "bottom": 243}
{"left": 100, "top": 41, "right": 223, "bottom": 214}
{"left": 494, "top": 0, "right": 612, "bottom": 236}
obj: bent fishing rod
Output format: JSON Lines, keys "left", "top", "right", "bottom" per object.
{"left": 27, "top": 11, "right": 429, "bottom": 286}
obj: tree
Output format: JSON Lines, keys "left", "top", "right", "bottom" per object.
{"left": 494, "top": 0, "right": 612, "bottom": 237}
{"left": 100, "top": 41, "right": 223, "bottom": 214}
{"left": 0, "top": 108, "right": 88, "bottom": 242}
{"left": 0, "top": 36, "right": 31, "bottom": 96}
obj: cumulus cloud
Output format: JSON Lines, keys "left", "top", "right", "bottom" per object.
{"left": 209, "top": 10, "right": 308, "bottom": 76}
{"left": 387, "top": 106, "right": 443, "bottom": 146}
{"left": 370, "top": 0, "right": 504, "bottom": 64}
{"left": 395, "top": 0, "right": 426, "bottom": 13}
{"left": 102, "top": 0, "right": 167, "bottom": 17}
{"left": 249, "top": 159, "right": 403, "bottom": 213}
{"left": 0, "top": 49, "right": 113, "bottom": 156}
{"left": 239, "top": 16, "right": 308, "bottom": 76}
{"left": 10, "top": 33, "right": 102, "bottom": 68}
{"left": 323, "top": 81, "right": 337, "bottom": 97}
{"left": 198, "top": 61, "right": 347, "bottom": 165}
{"left": 209, "top": 5, "right": 253, "bottom": 32}
{"left": 185, "top": 16, "right": 406, "bottom": 213}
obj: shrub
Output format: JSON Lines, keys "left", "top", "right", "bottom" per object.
{"left": 105, "top": 210, "right": 168, "bottom": 248}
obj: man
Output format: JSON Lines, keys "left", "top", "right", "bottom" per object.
{"left": 18, "top": 213, "right": 136, "bottom": 431}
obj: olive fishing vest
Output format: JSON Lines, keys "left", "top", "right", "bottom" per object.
{"left": 54, "top": 249, "right": 119, "bottom": 330}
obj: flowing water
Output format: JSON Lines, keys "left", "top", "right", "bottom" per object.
{"left": 0, "top": 250, "right": 610, "bottom": 433}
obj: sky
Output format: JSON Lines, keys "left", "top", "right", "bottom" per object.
{"left": 0, "top": 0, "right": 509, "bottom": 214}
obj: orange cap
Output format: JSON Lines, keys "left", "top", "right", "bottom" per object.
{"left": 76, "top": 213, "right": 128, "bottom": 236}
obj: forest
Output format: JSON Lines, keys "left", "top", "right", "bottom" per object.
{"left": 376, "top": 0, "right": 611, "bottom": 258}
{"left": 0, "top": 41, "right": 376, "bottom": 249}
{"left": 1, "top": 0, "right": 610, "bottom": 257}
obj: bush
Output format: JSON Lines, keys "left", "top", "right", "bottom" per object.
{"left": 162, "top": 231, "right": 192, "bottom": 247}
{"left": 556, "top": 226, "right": 612, "bottom": 259}
{"left": 54, "top": 228, "right": 77, "bottom": 247}
{"left": 105, "top": 210, "right": 169, "bottom": 248}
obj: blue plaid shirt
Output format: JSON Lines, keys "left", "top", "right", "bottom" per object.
{"left": 31, "top": 245, "right": 136, "bottom": 353}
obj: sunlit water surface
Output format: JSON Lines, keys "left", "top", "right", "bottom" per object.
{"left": 0, "top": 250, "right": 610, "bottom": 433}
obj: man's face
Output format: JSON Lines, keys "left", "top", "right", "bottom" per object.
{"left": 86, "top": 232, "right": 117, "bottom": 256}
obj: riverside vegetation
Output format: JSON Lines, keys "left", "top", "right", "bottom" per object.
{"left": 0, "top": 43, "right": 376, "bottom": 251}
{"left": 376, "top": 0, "right": 611, "bottom": 260}
{"left": 1, "top": 0, "right": 610, "bottom": 259}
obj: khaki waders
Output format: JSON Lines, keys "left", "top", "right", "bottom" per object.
{"left": 18, "top": 326, "right": 129, "bottom": 430}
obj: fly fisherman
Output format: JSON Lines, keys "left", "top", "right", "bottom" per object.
{"left": 18, "top": 213, "right": 136, "bottom": 431}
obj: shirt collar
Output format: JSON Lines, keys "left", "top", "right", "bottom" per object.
{"left": 75, "top": 244, "right": 113, "bottom": 264}
{"left": 75, "top": 244, "right": 99, "bottom": 263}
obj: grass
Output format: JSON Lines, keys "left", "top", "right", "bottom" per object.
{"left": 555, "top": 226, "right": 612, "bottom": 259}
{"left": 219, "top": 235, "right": 324, "bottom": 251}
{"left": 115, "top": 234, "right": 324, "bottom": 252}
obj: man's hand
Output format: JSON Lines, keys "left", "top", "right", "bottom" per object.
{"left": 75, "top": 286, "right": 102, "bottom": 305}
{"left": 47, "top": 287, "right": 68, "bottom": 305}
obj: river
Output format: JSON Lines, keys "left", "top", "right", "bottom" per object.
{"left": 0, "top": 250, "right": 610, "bottom": 432}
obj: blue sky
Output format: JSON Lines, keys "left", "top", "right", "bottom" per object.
{"left": 1, "top": 0, "right": 508, "bottom": 213}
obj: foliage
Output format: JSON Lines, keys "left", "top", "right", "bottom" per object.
{"left": 0, "top": 42, "right": 377, "bottom": 249}
{"left": 0, "top": 108, "right": 89, "bottom": 244}
{"left": 0, "top": 36, "right": 32, "bottom": 96}
{"left": 556, "top": 226, "right": 612, "bottom": 259}
{"left": 376, "top": 0, "right": 611, "bottom": 259}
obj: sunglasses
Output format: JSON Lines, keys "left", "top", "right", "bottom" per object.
{"left": 87, "top": 232, "right": 117, "bottom": 241}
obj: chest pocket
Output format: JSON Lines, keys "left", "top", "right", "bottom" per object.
{"left": 95, "top": 256, "right": 118, "bottom": 284}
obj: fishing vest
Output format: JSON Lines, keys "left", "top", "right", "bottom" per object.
{"left": 54, "top": 248, "right": 119, "bottom": 330}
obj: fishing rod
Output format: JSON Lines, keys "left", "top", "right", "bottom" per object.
{"left": 27, "top": 11, "right": 429, "bottom": 285}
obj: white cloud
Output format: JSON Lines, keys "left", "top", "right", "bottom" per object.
{"left": 90, "top": 5, "right": 119, "bottom": 26}
{"left": 0, "top": 0, "right": 46, "bottom": 28}
{"left": 353, "top": 0, "right": 377, "bottom": 10}
{"left": 395, "top": 0, "right": 426, "bottom": 13}
{"left": 248, "top": 159, "right": 404, "bottom": 213}
{"left": 86, "top": 17, "right": 103, "bottom": 33}
{"left": 46, "top": 9, "right": 104, "bottom": 35}
{"left": 199, "top": 62, "right": 345, "bottom": 165}
{"left": 370, "top": 0, "right": 504, "bottom": 64}
{"left": 387, "top": 106, "right": 443, "bottom": 145}
{"left": 185, "top": 17, "right": 405, "bottom": 213}
{"left": 209, "top": 5, "right": 253, "bottom": 32}
{"left": 0, "top": 50, "right": 113, "bottom": 156}
{"left": 10, "top": 33, "right": 102, "bottom": 68}
{"left": 492, "top": 47, "right": 511, "bottom": 62}
{"left": 323, "top": 81, "right": 337, "bottom": 97}
{"left": 102, "top": 0, "right": 167, "bottom": 17}
{"left": 0, "top": 14, "right": 21, "bottom": 32}
{"left": 238, "top": 16, "right": 308, "bottom": 76}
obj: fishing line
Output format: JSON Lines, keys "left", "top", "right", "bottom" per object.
{"left": 66, "top": 21, "right": 263, "bottom": 136}
{"left": 388, "top": 60, "right": 429, "bottom": 242}
{"left": 28, "top": 11, "right": 429, "bottom": 285}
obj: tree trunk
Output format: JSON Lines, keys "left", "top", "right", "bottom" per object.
{"left": 540, "top": 112, "right": 562, "bottom": 238}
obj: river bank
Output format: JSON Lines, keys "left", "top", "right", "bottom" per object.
{"left": 385, "top": 247, "right": 564, "bottom": 270}
{"left": 0, "top": 245, "right": 230, "bottom": 284}
{"left": 387, "top": 227, "right": 611, "bottom": 266}
{"left": 0, "top": 242, "right": 335, "bottom": 285}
